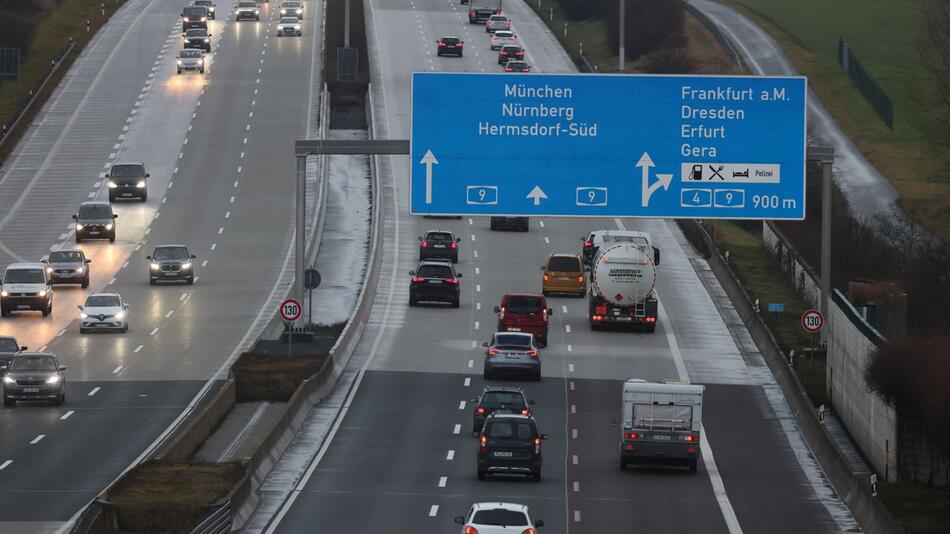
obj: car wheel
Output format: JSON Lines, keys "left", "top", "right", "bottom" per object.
{"left": 79, "top": 327, "right": 87, "bottom": 334}
{"left": 490, "top": 221, "right": 497, "bottom": 231}
{"left": 42, "top": 306, "right": 50, "bottom": 318}
{"left": 0, "top": 306, "right": 8, "bottom": 317}
{"left": 532, "top": 470, "right": 541, "bottom": 482}
{"left": 542, "top": 290, "right": 549, "bottom": 297}
{"left": 82, "top": 276, "right": 89, "bottom": 289}
{"left": 109, "top": 234, "right": 116, "bottom": 243}
{"left": 177, "top": 69, "right": 182, "bottom": 74}
{"left": 75, "top": 235, "right": 82, "bottom": 244}
{"left": 3, "top": 397, "right": 14, "bottom": 408}
{"left": 187, "top": 276, "right": 195, "bottom": 285}
{"left": 140, "top": 193, "right": 147, "bottom": 202}
{"left": 149, "top": 278, "right": 156, "bottom": 286}
{"left": 200, "top": 68, "right": 205, "bottom": 73}
{"left": 122, "top": 324, "right": 129, "bottom": 333}
{"left": 620, "top": 458, "right": 627, "bottom": 471}
{"left": 533, "top": 370, "right": 542, "bottom": 382}
{"left": 451, "top": 299, "right": 460, "bottom": 309}
{"left": 688, "top": 459, "right": 698, "bottom": 474}
{"left": 52, "top": 394, "right": 62, "bottom": 407}
{"left": 477, "top": 469, "right": 486, "bottom": 481}
{"left": 483, "top": 369, "right": 491, "bottom": 380}
{"left": 408, "top": 296, "right": 416, "bottom": 307}
{"left": 109, "top": 193, "right": 116, "bottom": 202}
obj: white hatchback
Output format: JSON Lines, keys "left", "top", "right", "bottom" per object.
{"left": 454, "top": 502, "right": 544, "bottom": 534}
{"left": 490, "top": 30, "right": 517, "bottom": 50}
{"left": 78, "top": 293, "right": 129, "bottom": 333}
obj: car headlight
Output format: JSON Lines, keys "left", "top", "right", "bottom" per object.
{"left": 204, "top": 38, "right": 210, "bottom": 42}
{"left": 280, "top": 8, "right": 286, "bottom": 14}
{"left": 76, "top": 266, "right": 84, "bottom": 274}
{"left": 136, "top": 180, "right": 146, "bottom": 188}
{"left": 182, "top": 261, "right": 193, "bottom": 270}
{"left": 197, "top": 59, "right": 203, "bottom": 65}
{"left": 46, "top": 267, "right": 54, "bottom": 274}
{"left": 183, "top": 17, "right": 190, "bottom": 21}
{"left": 150, "top": 262, "right": 161, "bottom": 271}
{"left": 108, "top": 180, "right": 117, "bottom": 188}
{"left": 209, "top": 7, "right": 215, "bottom": 12}
{"left": 296, "top": 8, "right": 302, "bottom": 14}
{"left": 38, "top": 290, "right": 47, "bottom": 297}
{"left": 76, "top": 223, "right": 84, "bottom": 230}
{"left": 2, "top": 376, "right": 14, "bottom": 384}
{"left": 294, "top": 24, "right": 301, "bottom": 30}
{"left": 177, "top": 59, "right": 182, "bottom": 65}
{"left": 201, "top": 16, "right": 207, "bottom": 21}
{"left": 254, "top": 9, "right": 259, "bottom": 13}
{"left": 0, "top": 290, "right": 7, "bottom": 297}
{"left": 80, "top": 313, "right": 88, "bottom": 319}
{"left": 115, "top": 311, "right": 126, "bottom": 320}
{"left": 105, "top": 223, "right": 114, "bottom": 230}
{"left": 46, "top": 375, "right": 61, "bottom": 385}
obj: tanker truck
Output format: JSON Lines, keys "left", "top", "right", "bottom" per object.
{"left": 587, "top": 231, "right": 660, "bottom": 332}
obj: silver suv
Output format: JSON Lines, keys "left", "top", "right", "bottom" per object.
{"left": 0, "top": 263, "right": 53, "bottom": 317}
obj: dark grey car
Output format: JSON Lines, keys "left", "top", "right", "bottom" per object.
{"left": 0, "top": 337, "right": 27, "bottom": 373}
{"left": 42, "top": 249, "right": 91, "bottom": 287}
{"left": 183, "top": 28, "right": 212, "bottom": 52}
{"left": 147, "top": 245, "right": 197, "bottom": 285}
{"left": 73, "top": 201, "right": 117, "bottom": 243}
{"left": 107, "top": 162, "right": 148, "bottom": 202}
{"left": 2, "top": 353, "right": 66, "bottom": 407}
{"left": 482, "top": 332, "right": 541, "bottom": 381}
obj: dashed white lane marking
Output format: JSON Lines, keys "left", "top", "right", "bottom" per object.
{"left": 428, "top": 505, "right": 439, "bottom": 518}
{"left": 471, "top": 340, "right": 477, "bottom": 349}
{"left": 225, "top": 211, "right": 231, "bottom": 219}
{"left": 165, "top": 310, "right": 174, "bottom": 319}
{"left": 468, "top": 218, "right": 473, "bottom": 225}
{"left": 230, "top": 196, "right": 235, "bottom": 203}
{"left": 476, "top": 284, "right": 481, "bottom": 292}
{"left": 565, "top": 324, "right": 571, "bottom": 333}
{"left": 539, "top": 220, "right": 545, "bottom": 227}
{"left": 544, "top": 237, "right": 550, "bottom": 244}
{"left": 446, "top": 449, "right": 455, "bottom": 460}
{"left": 88, "top": 387, "right": 100, "bottom": 396}
{"left": 567, "top": 344, "right": 573, "bottom": 352}
{"left": 30, "top": 435, "right": 45, "bottom": 445}
{"left": 473, "top": 250, "right": 478, "bottom": 258}
{"left": 562, "top": 305, "right": 568, "bottom": 313}
{"left": 467, "top": 359, "right": 474, "bottom": 368}
{"left": 568, "top": 363, "right": 575, "bottom": 372}
{"left": 470, "top": 234, "right": 475, "bottom": 241}
{"left": 60, "top": 410, "right": 74, "bottom": 420}
{"left": 463, "top": 377, "right": 471, "bottom": 387}
{"left": 201, "top": 260, "right": 208, "bottom": 268}
{"left": 180, "top": 293, "right": 188, "bottom": 301}
{"left": 574, "top": 510, "right": 581, "bottom": 523}
{"left": 162, "top": 198, "right": 167, "bottom": 205}
{"left": 233, "top": 181, "right": 239, "bottom": 187}
{"left": 243, "top": 137, "right": 248, "bottom": 144}
{"left": 240, "top": 151, "right": 245, "bottom": 158}
{"left": 572, "top": 428, "right": 578, "bottom": 439}
{"left": 572, "top": 454, "right": 579, "bottom": 465}
{"left": 474, "top": 321, "right": 479, "bottom": 330}
{"left": 58, "top": 232, "right": 68, "bottom": 240}
{"left": 476, "top": 302, "right": 481, "bottom": 311}
{"left": 570, "top": 381, "right": 575, "bottom": 391}
{"left": 87, "top": 192, "right": 95, "bottom": 199}
{"left": 56, "top": 329, "right": 65, "bottom": 337}
{"left": 452, "top": 424, "right": 461, "bottom": 435}
{"left": 0, "top": 461, "right": 12, "bottom": 470}
{"left": 573, "top": 481, "right": 580, "bottom": 492}
{"left": 113, "top": 365, "right": 124, "bottom": 375}
{"left": 134, "top": 345, "right": 144, "bottom": 353}
{"left": 458, "top": 401, "right": 466, "bottom": 410}
{"left": 438, "top": 476, "right": 447, "bottom": 488}
{"left": 571, "top": 404, "right": 576, "bottom": 414}
{"left": 218, "top": 227, "right": 224, "bottom": 234}
{"left": 150, "top": 327, "right": 159, "bottom": 336}
{"left": 475, "top": 267, "right": 480, "bottom": 275}
{"left": 237, "top": 165, "right": 242, "bottom": 173}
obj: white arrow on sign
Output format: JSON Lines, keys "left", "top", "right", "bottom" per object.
{"left": 420, "top": 150, "right": 439, "bottom": 204}
{"left": 526, "top": 185, "right": 548, "bottom": 206}
{"left": 637, "top": 152, "right": 673, "bottom": 207}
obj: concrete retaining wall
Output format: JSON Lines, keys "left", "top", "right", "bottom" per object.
{"left": 827, "top": 290, "right": 897, "bottom": 482}
{"left": 762, "top": 221, "right": 822, "bottom": 308}
{"left": 158, "top": 379, "right": 237, "bottom": 463}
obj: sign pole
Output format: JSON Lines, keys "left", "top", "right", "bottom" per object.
{"left": 295, "top": 155, "right": 306, "bottom": 304}
{"left": 618, "top": 0, "right": 625, "bottom": 71}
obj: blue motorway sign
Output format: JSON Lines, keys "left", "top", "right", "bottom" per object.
{"left": 410, "top": 72, "right": 807, "bottom": 219}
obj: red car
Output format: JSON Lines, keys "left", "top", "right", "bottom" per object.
{"left": 494, "top": 293, "right": 553, "bottom": 347}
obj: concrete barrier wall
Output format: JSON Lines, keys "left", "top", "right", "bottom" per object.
{"left": 762, "top": 221, "right": 822, "bottom": 308}
{"left": 158, "top": 379, "right": 236, "bottom": 463}
{"left": 827, "top": 290, "right": 897, "bottom": 482}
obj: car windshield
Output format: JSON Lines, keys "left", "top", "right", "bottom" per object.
{"left": 78, "top": 204, "right": 112, "bottom": 219}
{"left": 153, "top": 247, "right": 190, "bottom": 261}
{"left": 238, "top": 1, "right": 256, "bottom": 6}
{"left": 9, "top": 355, "right": 56, "bottom": 372}
{"left": 493, "top": 334, "right": 531, "bottom": 348}
{"left": 3, "top": 268, "right": 45, "bottom": 284}
{"left": 486, "top": 420, "right": 535, "bottom": 440}
{"left": 86, "top": 295, "right": 120, "bottom": 308}
{"left": 280, "top": 17, "right": 298, "bottom": 23}
{"left": 494, "top": 31, "right": 512, "bottom": 38}
{"left": 49, "top": 251, "right": 83, "bottom": 263}
{"left": 548, "top": 256, "right": 580, "bottom": 272}
{"left": 489, "top": 16, "right": 507, "bottom": 22}
{"left": 194, "top": 1, "right": 212, "bottom": 6}
{"left": 416, "top": 264, "right": 453, "bottom": 278}
{"left": 180, "top": 49, "right": 202, "bottom": 58}
{"left": 472, "top": 509, "right": 529, "bottom": 527}
{"left": 186, "top": 29, "right": 208, "bottom": 37}
{"left": 425, "top": 232, "right": 453, "bottom": 241}
{"left": 509, "top": 62, "right": 527, "bottom": 69}
{"left": 283, "top": 2, "right": 300, "bottom": 7}
{"left": 110, "top": 164, "right": 145, "bottom": 177}
{"left": 183, "top": 7, "right": 205, "bottom": 16}
{"left": 441, "top": 38, "right": 459, "bottom": 45}
{"left": 0, "top": 339, "right": 19, "bottom": 352}
{"left": 481, "top": 391, "right": 526, "bottom": 408}
{"left": 501, "top": 45, "right": 521, "bottom": 53}
{"left": 504, "top": 296, "right": 542, "bottom": 314}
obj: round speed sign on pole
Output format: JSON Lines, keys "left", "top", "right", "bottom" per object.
{"left": 280, "top": 298, "right": 303, "bottom": 323}
{"left": 801, "top": 309, "right": 824, "bottom": 334}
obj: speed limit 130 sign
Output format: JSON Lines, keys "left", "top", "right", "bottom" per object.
{"left": 801, "top": 309, "right": 824, "bottom": 334}
{"left": 280, "top": 298, "right": 302, "bottom": 322}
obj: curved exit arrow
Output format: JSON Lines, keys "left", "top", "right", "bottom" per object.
{"left": 637, "top": 152, "right": 672, "bottom": 207}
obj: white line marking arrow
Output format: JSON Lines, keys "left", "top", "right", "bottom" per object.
{"left": 527, "top": 185, "right": 548, "bottom": 206}
{"left": 637, "top": 152, "right": 673, "bottom": 207}
{"left": 420, "top": 150, "right": 438, "bottom": 204}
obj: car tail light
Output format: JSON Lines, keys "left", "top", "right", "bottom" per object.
{"left": 682, "top": 434, "right": 698, "bottom": 442}
{"left": 521, "top": 408, "right": 529, "bottom": 415}
{"left": 498, "top": 306, "right": 505, "bottom": 320}
{"left": 625, "top": 432, "right": 639, "bottom": 440}
{"left": 645, "top": 317, "right": 657, "bottom": 323}
{"left": 451, "top": 242, "right": 457, "bottom": 249}
{"left": 592, "top": 315, "right": 603, "bottom": 321}
{"left": 445, "top": 278, "right": 458, "bottom": 284}
{"left": 542, "top": 308, "right": 549, "bottom": 321}
{"left": 596, "top": 305, "right": 607, "bottom": 315}
{"left": 476, "top": 406, "right": 485, "bottom": 414}
{"left": 534, "top": 437, "right": 541, "bottom": 454}
{"left": 488, "top": 348, "right": 499, "bottom": 355}
{"left": 465, "top": 527, "right": 478, "bottom": 534}
{"left": 421, "top": 240, "right": 428, "bottom": 248}
{"left": 543, "top": 274, "right": 549, "bottom": 281}
{"left": 687, "top": 447, "right": 697, "bottom": 454}
{"left": 505, "top": 20, "right": 510, "bottom": 27}
{"left": 480, "top": 435, "right": 487, "bottom": 453}
{"left": 505, "top": 67, "right": 512, "bottom": 71}
{"left": 439, "top": 42, "right": 446, "bottom": 47}
{"left": 521, "top": 529, "right": 536, "bottom": 534}
{"left": 412, "top": 277, "right": 426, "bottom": 283}
{"left": 584, "top": 241, "right": 592, "bottom": 247}
{"left": 456, "top": 43, "right": 462, "bottom": 47}
{"left": 578, "top": 275, "right": 584, "bottom": 283}
{"left": 526, "top": 349, "right": 538, "bottom": 357}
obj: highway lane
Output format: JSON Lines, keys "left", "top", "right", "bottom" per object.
{"left": 0, "top": 0, "right": 322, "bottom": 530}
{"left": 269, "top": 0, "right": 858, "bottom": 533}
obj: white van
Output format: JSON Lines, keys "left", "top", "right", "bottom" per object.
{"left": 620, "top": 379, "right": 704, "bottom": 473}
{"left": 1, "top": 262, "right": 54, "bottom": 317}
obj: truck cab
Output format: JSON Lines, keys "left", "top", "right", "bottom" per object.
{"left": 620, "top": 379, "right": 704, "bottom": 473}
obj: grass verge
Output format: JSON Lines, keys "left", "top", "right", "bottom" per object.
{"left": 721, "top": 0, "right": 950, "bottom": 242}
{"left": 107, "top": 461, "right": 244, "bottom": 532}
{"left": 877, "top": 481, "right": 950, "bottom": 534}
{"left": 233, "top": 352, "right": 329, "bottom": 402}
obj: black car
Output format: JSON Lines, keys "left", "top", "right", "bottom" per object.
{"left": 192, "top": 0, "right": 216, "bottom": 19}
{"left": 419, "top": 230, "right": 460, "bottom": 263}
{"left": 477, "top": 413, "right": 547, "bottom": 482}
{"left": 2, "top": 352, "right": 66, "bottom": 407}
{"left": 184, "top": 28, "right": 212, "bottom": 52}
{"left": 147, "top": 245, "right": 197, "bottom": 285}
{"left": 0, "top": 337, "right": 27, "bottom": 373}
{"left": 498, "top": 44, "right": 524, "bottom": 64}
{"left": 490, "top": 216, "right": 529, "bottom": 231}
{"left": 472, "top": 386, "right": 533, "bottom": 434}
{"left": 73, "top": 201, "right": 117, "bottom": 243}
{"left": 408, "top": 260, "right": 461, "bottom": 307}
{"left": 436, "top": 36, "right": 464, "bottom": 57}
{"left": 181, "top": 5, "right": 209, "bottom": 30}
{"left": 504, "top": 60, "right": 531, "bottom": 73}
{"left": 42, "top": 249, "right": 91, "bottom": 287}
{"left": 107, "top": 162, "right": 148, "bottom": 202}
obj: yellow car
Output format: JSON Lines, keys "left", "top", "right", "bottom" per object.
{"left": 541, "top": 254, "right": 586, "bottom": 297}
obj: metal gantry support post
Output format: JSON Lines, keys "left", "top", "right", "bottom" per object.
{"left": 807, "top": 146, "right": 835, "bottom": 343}
{"left": 295, "top": 155, "right": 307, "bottom": 304}
{"left": 618, "top": 0, "right": 625, "bottom": 71}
